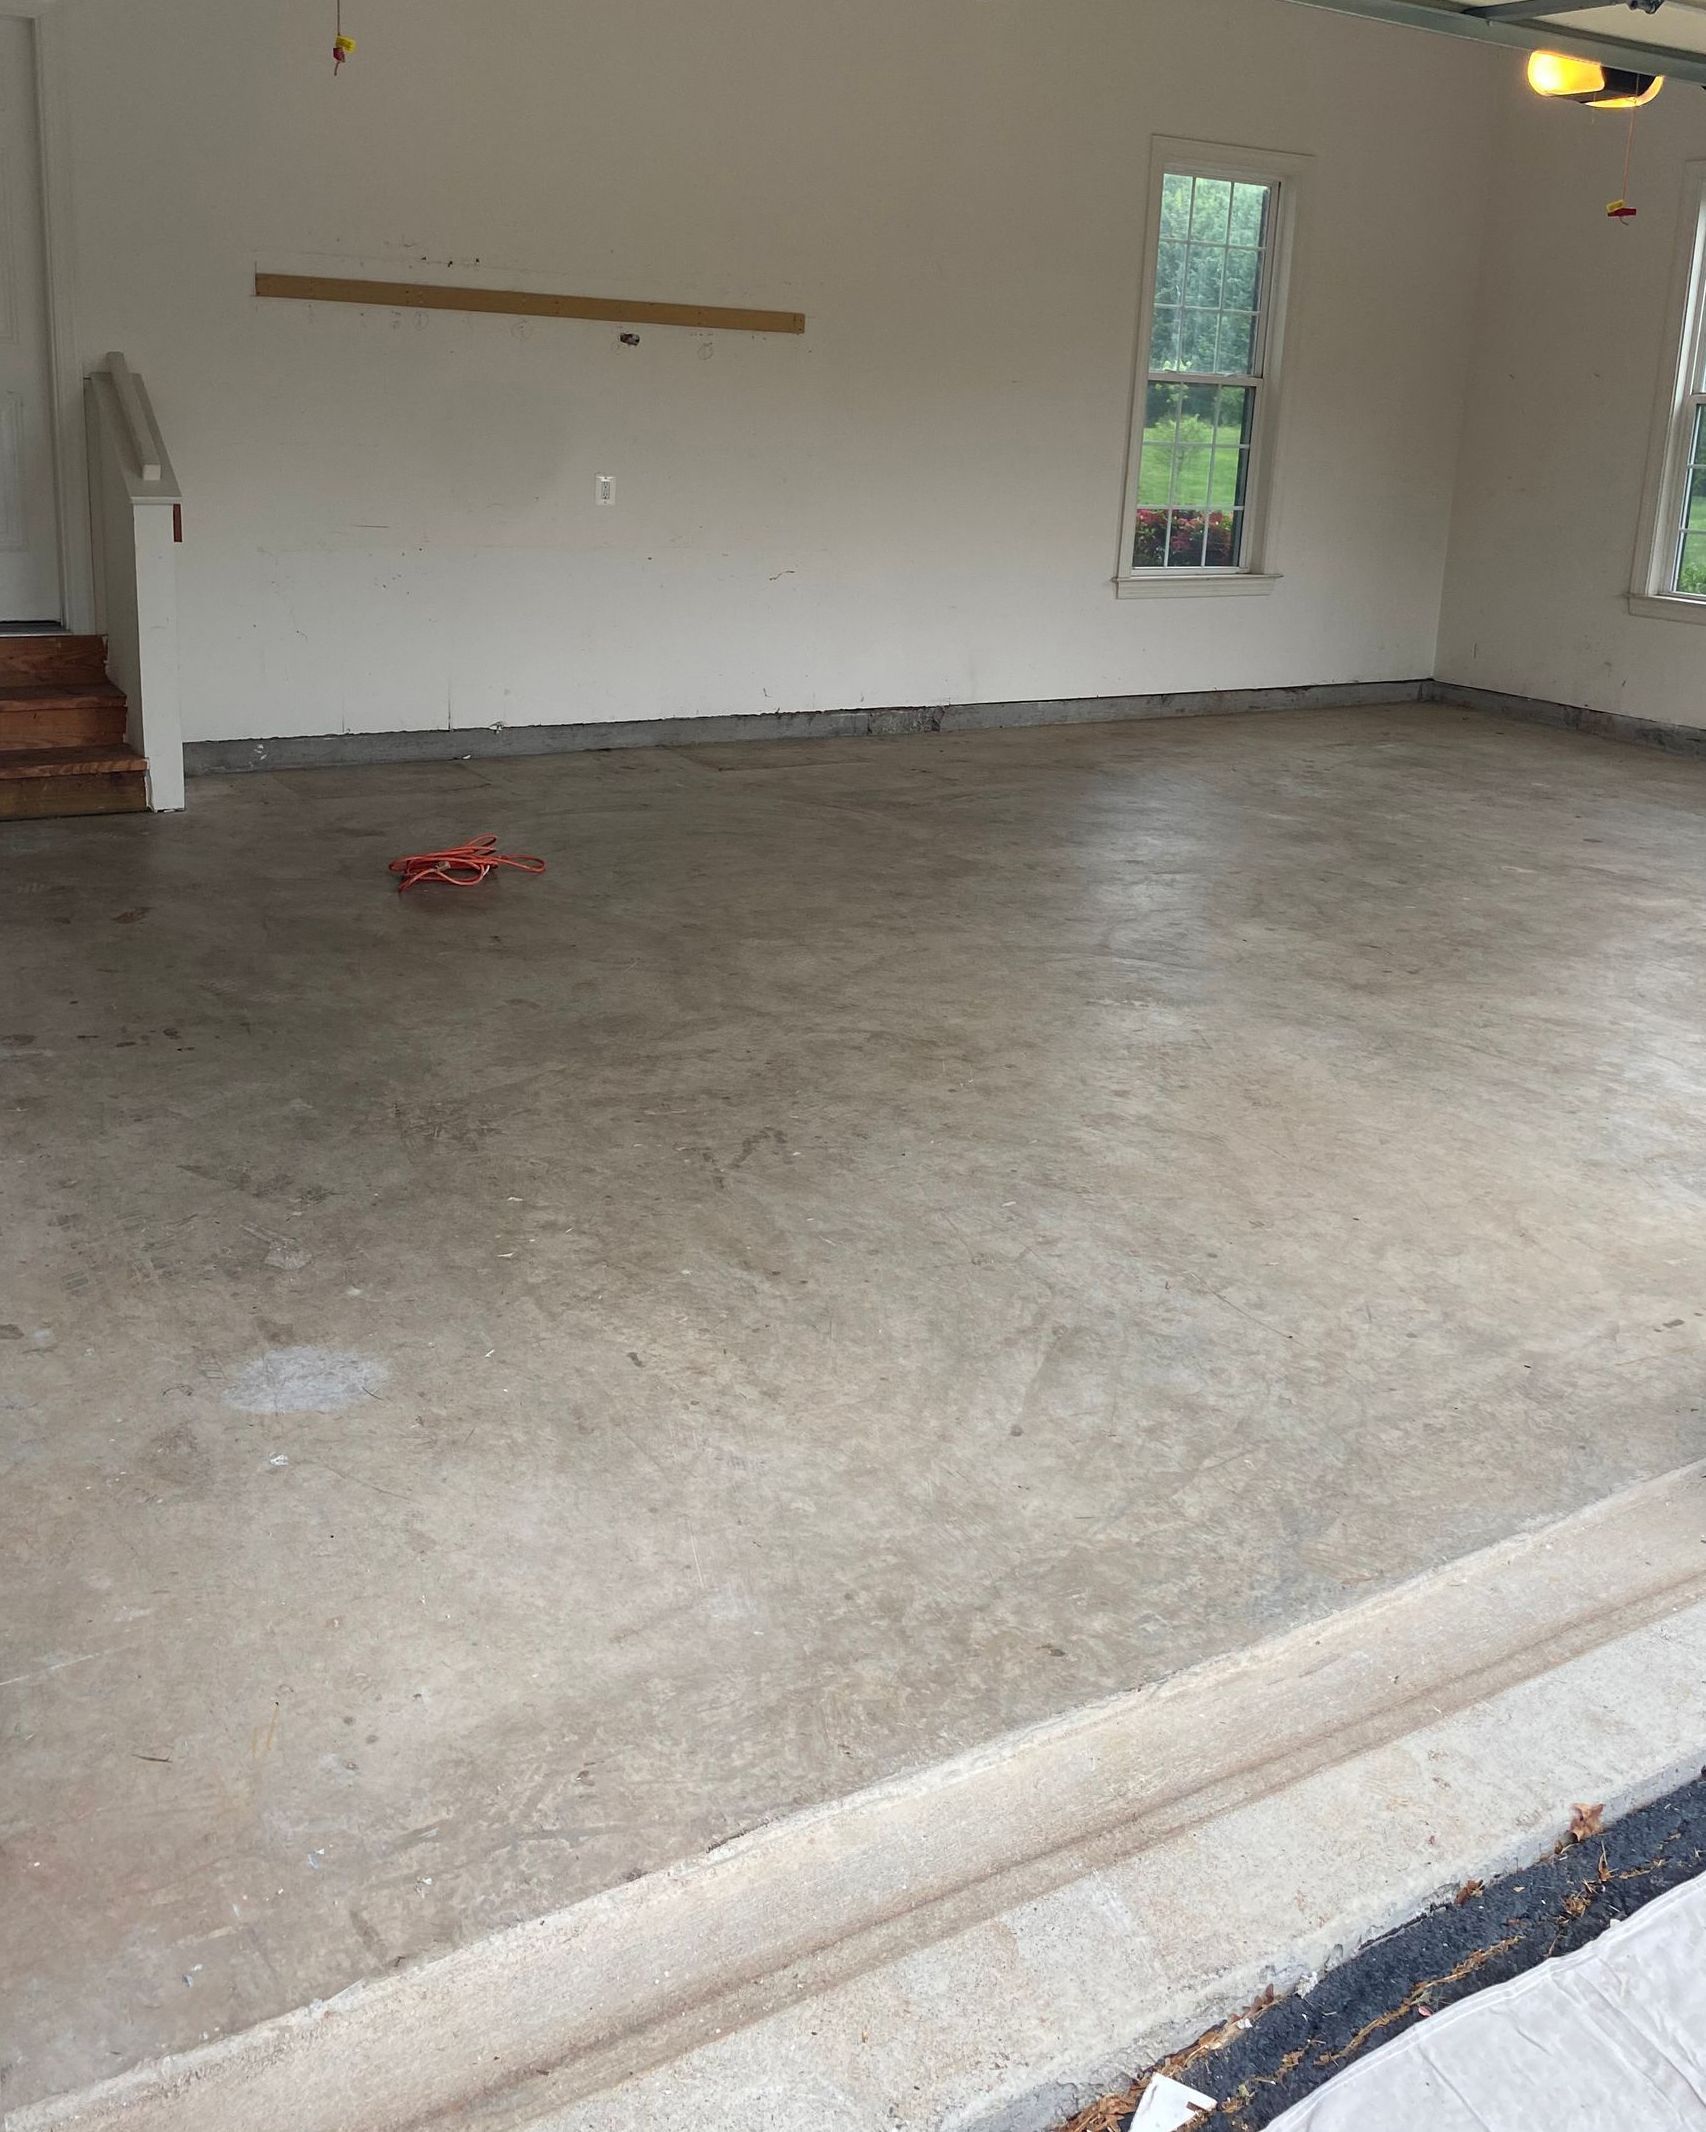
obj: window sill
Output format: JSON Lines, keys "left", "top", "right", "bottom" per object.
{"left": 1628, "top": 590, "right": 1706, "bottom": 623}
{"left": 1115, "top": 572, "right": 1280, "bottom": 600}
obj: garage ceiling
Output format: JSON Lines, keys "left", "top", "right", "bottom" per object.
{"left": 1284, "top": 0, "right": 1706, "bottom": 84}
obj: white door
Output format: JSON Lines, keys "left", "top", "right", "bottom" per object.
{"left": 0, "top": 16, "right": 60, "bottom": 622}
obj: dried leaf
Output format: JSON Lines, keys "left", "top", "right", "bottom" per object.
{"left": 1569, "top": 1803, "right": 1605, "bottom": 1843}
{"left": 1454, "top": 1878, "right": 1483, "bottom": 1906}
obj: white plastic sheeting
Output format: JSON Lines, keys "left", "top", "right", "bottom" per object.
{"left": 1130, "top": 2075, "right": 1216, "bottom": 2130}
{"left": 1269, "top": 1873, "right": 1706, "bottom": 2130}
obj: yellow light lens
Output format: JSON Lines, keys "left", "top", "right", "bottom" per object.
{"left": 1527, "top": 49, "right": 1602, "bottom": 97}
{"left": 1601, "top": 75, "right": 1663, "bottom": 109}
{"left": 1526, "top": 50, "right": 1663, "bottom": 107}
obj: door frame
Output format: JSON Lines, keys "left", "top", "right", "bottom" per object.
{"left": 2, "top": 0, "right": 92, "bottom": 631}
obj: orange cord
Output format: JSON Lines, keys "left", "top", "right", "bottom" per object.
{"left": 388, "top": 835, "right": 546, "bottom": 891}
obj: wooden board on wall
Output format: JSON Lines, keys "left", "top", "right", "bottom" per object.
{"left": 254, "top": 272, "right": 805, "bottom": 335}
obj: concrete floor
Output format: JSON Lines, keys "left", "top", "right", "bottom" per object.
{"left": 5, "top": 702, "right": 1706, "bottom": 2110}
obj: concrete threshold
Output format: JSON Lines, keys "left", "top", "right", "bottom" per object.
{"left": 11, "top": 1463, "right": 1706, "bottom": 2132}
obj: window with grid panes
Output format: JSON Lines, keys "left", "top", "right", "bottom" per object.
{"left": 1654, "top": 180, "right": 1706, "bottom": 599}
{"left": 1675, "top": 407, "right": 1706, "bottom": 593}
{"left": 1132, "top": 170, "right": 1278, "bottom": 574}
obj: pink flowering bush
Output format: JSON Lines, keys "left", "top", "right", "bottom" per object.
{"left": 1133, "top": 508, "right": 1237, "bottom": 570}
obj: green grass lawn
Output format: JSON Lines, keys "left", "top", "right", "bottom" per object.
{"left": 1137, "top": 420, "right": 1246, "bottom": 512}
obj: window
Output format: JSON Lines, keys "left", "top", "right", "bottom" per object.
{"left": 1637, "top": 165, "right": 1706, "bottom": 611}
{"left": 1673, "top": 403, "right": 1706, "bottom": 594}
{"left": 1118, "top": 143, "right": 1302, "bottom": 595}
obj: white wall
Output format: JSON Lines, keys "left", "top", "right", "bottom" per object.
{"left": 55, "top": 0, "right": 1498, "bottom": 745}
{"left": 1438, "top": 82, "right": 1706, "bottom": 727}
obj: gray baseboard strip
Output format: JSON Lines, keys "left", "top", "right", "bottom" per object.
{"left": 183, "top": 679, "right": 1429, "bottom": 776}
{"left": 1430, "top": 679, "right": 1706, "bottom": 759}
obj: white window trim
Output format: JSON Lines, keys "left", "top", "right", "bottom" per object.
{"left": 1115, "top": 571, "right": 1277, "bottom": 599}
{"left": 1115, "top": 136, "right": 1309, "bottom": 599}
{"left": 1632, "top": 159, "right": 1706, "bottom": 620}
{"left": 1, "top": 2, "right": 91, "bottom": 628}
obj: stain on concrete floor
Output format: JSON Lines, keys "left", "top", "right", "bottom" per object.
{"left": 5, "top": 704, "right": 1706, "bottom": 2105}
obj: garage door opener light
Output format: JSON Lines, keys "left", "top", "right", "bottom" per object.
{"left": 1525, "top": 50, "right": 1662, "bottom": 220}
{"left": 1525, "top": 50, "right": 1662, "bottom": 107}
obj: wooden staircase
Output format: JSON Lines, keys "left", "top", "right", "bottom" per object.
{"left": 0, "top": 634, "right": 147, "bottom": 820}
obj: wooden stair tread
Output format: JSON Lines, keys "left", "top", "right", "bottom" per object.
{"left": 0, "top": 687, "right": 130, "bottom": 750}
{"left": 0, "top": 637, "right": 145, "bottom": 817}
{"left": 0, "top": 681, "right": 127, "bottom": 709}
{"left": 0, "top": 677, "right": 126, "bottom": 697}
{"left": 0, "top": 744, "right": 146, "bottom": 779}
{"left": 0, "top": 633, "right": 109, "bottom": 685}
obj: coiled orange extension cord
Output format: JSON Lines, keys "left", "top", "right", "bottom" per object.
{"left": 388, "top": 836, "right": 547, "bottom": 891}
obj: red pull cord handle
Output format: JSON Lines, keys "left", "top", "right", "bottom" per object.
{"left": 388, "top": 836, "right": 546, "bottom": 891}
